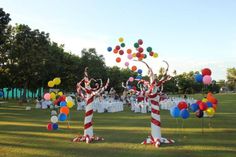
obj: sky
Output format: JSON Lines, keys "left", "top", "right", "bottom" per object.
{"left": 1, "top": 0, "right": 236, "bottom": 80}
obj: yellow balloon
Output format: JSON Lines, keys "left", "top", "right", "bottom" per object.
{"left": 202, "top": 98, "right": 208, "bottom": 103}
{"left": 67, "top": 101, "right": 74, "bottom": 108}
{"left": 153, "top": 53, "right": 158, "bottom": 58}
{"left": 50, "top": 92, "right": 56, "bottom": 100}
{"left": 48, "top": 81, "right": 54, "bottom": 88}
{"left": 53, "top": 77, "right": 61, "bottom": 85}
{"left": 118, "top": 37, "right": 124, "bottom": 43}
{"left": 58, "top": 91, "right": 63, "bottom": 96}
{"left": 132, "top": 53, "right": 136, "bottom": 57}
{"left": 206, "top": 107, "right": 215, "bottom": 116}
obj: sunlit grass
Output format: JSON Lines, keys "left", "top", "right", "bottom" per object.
{"left": 0, "top": 93, "right": 236, "bottom": 157}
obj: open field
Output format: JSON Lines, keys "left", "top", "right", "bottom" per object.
{"left": 0, "top": 94, "right": 236, "bottom": 157}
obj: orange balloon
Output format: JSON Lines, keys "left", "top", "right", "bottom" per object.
{"left": 60, "top": 106, "right": 69, "bottom": 115}
{"left": 127, "top": 49, "right": 132, "bottom": 54}
{"left": 131, "top": 65, "right": 137, "bottom": 71}
{"left": 138, "top": 57, "right": 143, "bottom": 61}
{"left": 116, "top": 57, "right": 121, "bottom": 63}
{"left": 208, "top": 96, "right": 217, "bottom": 104}
{"left": 113, "top": 49, "right": 118, "bottom": 54}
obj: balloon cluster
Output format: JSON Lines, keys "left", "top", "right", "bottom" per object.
{"left": 170, "top": 101, "right": 190, "bottom": 119}
{"left": 107, "top": 38, "right": 159, "bottom": 72}
{"left": 195, "top": 68, "right": 212, "bottom": 85}
{"left": 48, "top": 77, "right": 61, "bottom": 88}
{"left": 45, "top": 78, "right": 75, "bottom": 131}
{"left": 190, "top": 92, "right": 217, "bottom": 118}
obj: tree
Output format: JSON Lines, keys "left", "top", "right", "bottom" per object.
{"left": 226, "top": 68, "right": 236, "bottom": 91}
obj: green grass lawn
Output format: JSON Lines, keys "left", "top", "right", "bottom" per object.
{"left": 0, "top": 94, "right": 236, "bottom": 157}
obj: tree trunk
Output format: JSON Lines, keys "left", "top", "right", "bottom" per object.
{"left": 12, "top": 88, "right": 15, "bottom": 99}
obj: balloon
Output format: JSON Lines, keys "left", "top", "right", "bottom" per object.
{"left": 60, "top": 101, "right": 67, "bottom": 107}
{"left": 136, "top": 53, "right": 141, "bottom": 58}
{"left": 129, "top": 77, "right": 134, "bottom": 82}
{"left": 132, "top": 86, "right": 137, "bottom": 90}
{"left": 203, "top": 75, "right": 212, "bottom": 85}
{"left": 134, "top": 43, "right": 139, "bottom": 48}
{"left": 50, "top": 115, "right": 58, "bottom": 123}
{"left": 153, "top": 53, "right": 158, "bottom": 58}
{"left": 137, "top": 69, "right": 143, "bottom": 74}
{"left": 146, "top": 47, "right": 152, "bottom": 52}
{"left": 67, "top": 101, "right": 74, "bottom": 108}
{"left": 132, "top": 53, "right": 136, "bottom": 57}
{"left": 127, "top": 54, "right": 133, "bottom": 60}
{"left": 180, "top": 109, "right": 190, "bottom": 119}
{"left": 177, "top": 101, "right": 188, "bottom": 110}
{"left": 115, "top": 45, "right": 120, "bottom": 50}
{"left": 113, "top": 49, "right": 118, "bottom": 54}
{"left": 50, "top": 92, "right": 56, "bottom": 100}
{"left": 131, "top": 66, "right": 137, "bottom": 72}
{"left": 48, "top": 81, "right": 54, "bottom": 88}
{"left": 135, "top": 75, "right": 142, "bottom": 80}
{"left": 202, "top": 98, "right": 208, "bottom": 102}
{"left": 58, "top": 91, "right": 63, "bottom": 96}
{"left": 202, "top": 68, "right": 212, "bottom": 76}
{"left": 53, "top": 77, "right": 61, "bottom": 85}
{"left": 125, "top": 62, "right": 129, "bottom": 66}
{"left": 149, "top": 51, "right": 154, "bottom": 56}
{"left": 196, "top": 100, "right": 202, "bottom": 105}
{"left": 52, "top": 123, "right": 58, "bottom": 130}
{"left": 44, "top": 93, "right": 51, "bottom": 100}
{"left": 59, "top": 95, "right": 66, "bottom": 101}
{"left": 199, "top": 102, "right": 208, "bottom": 111}
{"left": 138, "top": 47, "right": 144, "bottom": 53}
{"left": 127, "top": 49, "right": 132, "bottom": 54}
{"left": 206, "top": 107, "right": 215, "bottom": 116}
{"left": 58, "top": 113, "right": 67, "bottom": 121}
{"left": 170, "top": 106, "right": 180, "bottom": 118}
{"left": 207, "top": 92, "right": 213, "bottom": 98}
{"left": 190, "top": 103, "right": 199, "bottom": 112}
{"left": 118, "top": 37, "right": 124, "bottom": 43}
{"left": 66, "top": 96, "right": 73, "bottom": 102}
{"left": 47, "top": 123, "right": 53, "bottom": 131}
{"left": 138, "top": 39, "right": 143, "bottom": 45}
{"left": 195, "top": 74, "right": 203, "bottom": 83}
{"left": 196, "top": 110, "right": 204, "bottom": 118}
{"left": 120, "top": 43, "right": 125, "bottom": 47}
{"left": 51, "top": 110, "right": 57, "bottom": 116}
{"left": 206, "top": 101, "right": 213, "bottom": 108}
{"left": 60, "top": 106, "right": 69, "bottom": 115}
{"left": 144, "top": 54, "right": 147, "bottom": 58}
{"left": 116, "top": 57, "right": 121, "bottom": 63}
{"left": 207, "top": 96, "right": 217, "bottom": 104}
{"left": 119, "top": 50, "right": 124, "bottom": 55}
{"left": 107, "top": 47, "right": 112, "bottom": 52}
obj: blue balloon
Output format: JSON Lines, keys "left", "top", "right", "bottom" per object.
{"left": 170, "top": 106, "right": 180, "bottom": 118}
{"left": 107, "top": 47, "right": 112, "bottom": 52}
{"left": 135, "top": 75, "right": 142, "bottom": 80}
{"left": 52, "top": 123, "right": 58, "bottom": 130}
{"left": 60, "top": 101, "right": 67, "bottom": 107}
{"left": 190, "top": 103, "right": 199, "bottom": 112}
{"left": 58, "top": 113, "right": 67, "bottom": 121}
{"left": 180, "top": 109, "right": 190, "bottom": 119}
{"left": 0, "top": 91, "right": 3, "bottom": 97}
{"left": 206, "top": 101, "right": 213, "bottom": 107}
{"left": 195, "top": 74, "right": 203, "bottom": 83}
{"left": 137, "top": 69, "right": 143, "bottom": 74}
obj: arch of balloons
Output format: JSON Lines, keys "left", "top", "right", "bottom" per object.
{"left": 44, "top": 77, "right": 75, "bottom": 131}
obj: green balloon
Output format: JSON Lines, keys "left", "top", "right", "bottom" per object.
{"left": 147, "top": 47, "right": 152, "bottom": 52}
{"left": 121, "top": 43, "right": 125, "bottom": 48}
{"left": 134, "top": 43, "right": 139, "bottom": 48}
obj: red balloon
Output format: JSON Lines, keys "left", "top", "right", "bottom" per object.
{"left": 119, "top": 50, "right": 124, "bottom": 55}
{"left": 199, "top": 102, "right": 208, "bottom": 111}
{"left": 149, "top": 51, "right": 154, "bottom": 56}
{"left": 136, "top": 52, "right": 141, "bottom": 58}
{"left": 201, "top": 68, "right": 212, "bottom": 76}
{"left": 116, "top": 57, "right": 121, "bottom": 63}
{"left": 47, "top": 123, "right": 53, "bottom": 131}
{"left": 196, "top": 100, "right": 202, "bottom": 105}
{"left": 138, "top": 47, "right": 144, "bottom": 53}
{"left": 115, "top": 45, "right": 120, "bottom": 50}
{"left": 178, "top": 101, "right": 188, "bottom": 110}
{"left": 138, "top": 39, "right": 143, "bottom": 45}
